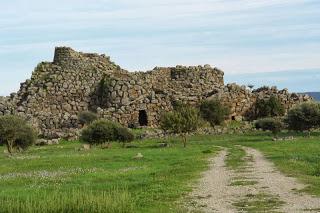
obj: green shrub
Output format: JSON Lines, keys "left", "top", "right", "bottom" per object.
{"left": 0, "top": 115, "right": 36, "bottom": 153}
{"left": 255, "top": 118, "right": 283, "bottom": 135}
{"left": 160, "top": 104, "right": 202, "bottom": 147}
{"left": 80, "top": 120, "right": 118, "bottom": 145}
{"left": 78, "top": 111, "right": 98, "bottom": 125}
{"left": 80, "top": 119, "right": 134, "bottom": 146}
{"left": 116, "top": 127, "right": 135, "bottom": 146}
{"left": 285, "top": 102, "right": 320, "bottom": 132}
{"left": 254, "top": 96, "right": 285, "bottom": 119}
{"left": 199, "top": 99, "right": 230, "bottom": 126}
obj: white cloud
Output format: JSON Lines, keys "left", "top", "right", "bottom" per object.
{"left": 0, "top": 0, "right": 319, "bottom": 95}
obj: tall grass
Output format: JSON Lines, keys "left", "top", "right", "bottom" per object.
{"left": 0, "top": 188, "right": 135, "bottom": 213}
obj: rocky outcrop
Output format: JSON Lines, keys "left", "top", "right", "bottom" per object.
{"left": 0, "top": 47, "right": 313, "bottom": 140}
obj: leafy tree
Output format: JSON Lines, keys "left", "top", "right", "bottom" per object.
{"left": 255, "top": 118, "right": 283, "bottom": 136}
{"left": 254, "top": 96, "right": 285, "bottom": 119}
{"left": 0, "top": 115, "right": 36, "bottom": 153}
{"left": 199, "top": 99, "right": 230, "bottom": 126}
{"left": 78, "top": 111, "right": 98, "bottom": 125}
{"left": 160, "top": 104, "right": 202, "bottom": 147}
{"left": 285, "top": 102, "right": 320, "bottom": 132}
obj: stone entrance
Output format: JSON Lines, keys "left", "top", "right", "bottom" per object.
{"left": 139, "top": 110, "right": 148, "bottom": 126}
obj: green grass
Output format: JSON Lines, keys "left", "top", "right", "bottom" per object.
{"left": 233, "top": 193, "right": 284, "bottom": 213}
{"left": 0, "top": 138, "right": 220, "bottom": 213}
{"left": 225, "top": 145, "right": 246, "bottom": 170}
{"left": 1, "top": 131, "right": 320, "bottom": 212}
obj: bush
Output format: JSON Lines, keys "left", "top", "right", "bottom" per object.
{"left": 80, "top": 119, "right": 134, "bottom": 146}
{"left": 199, "top": 99, "right": 230, "bottom": 126}
{"left": 254, "top": 96, "right": 285, "bottom": 119}
{"left": 0, "top": 115, "right": 36, "bottom": 153}
{"left": 78, "top": 111, "right": 98, "bottom": 125}
{"left": 160, "top": 104, "right": 202, "bottom": 147}
{"left": 255, "top": 118, "right": 283, "bottom": 135}
{"left": 116, "top": 127, "right": 135, "bottom": 146}
{"left": 80, "top": 120, "right": 117, "bottom": 145}
{"left": 285, "top": 102, "right": 320, "bottom": 132}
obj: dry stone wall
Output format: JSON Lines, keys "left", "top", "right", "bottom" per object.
{"left": 0, "top": 47, "right": 313, "bottom": 140}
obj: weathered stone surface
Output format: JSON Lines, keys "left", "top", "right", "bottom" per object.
{"left": 0, "top": 47, "right": 313, "bottom": 140}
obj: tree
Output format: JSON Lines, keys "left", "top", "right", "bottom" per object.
{"left": 255, "top": 118, "right": 283, "bottom": 136}
{"left": 247, "top": 84, "right": 254, "bottom": 90}
{"left": 199, "top": 99, "right": 230, "bottom": 126}
{"left": 160, "top": 104, "right": 201, "bottom": 147}
{"left": 254, "top": 96, "right": 285, "bottom": 119}
{"left": 0, "top": 115, "right": 36, "bottom": 153}
{"left": 285, "top": 102, "right": 320, "bottom": 132}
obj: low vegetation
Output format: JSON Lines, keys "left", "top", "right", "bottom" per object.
{"left": 80, "top": 119, "right": 134, "bottom": 146}
{"left": 78, "top": 111, "right": 98, "bottom": 125}
{"left": 255, "top": 118, "right": 283, "bottom": 136}
{"left": 199, "top": 99, "right": 230, "bottom": 126}
{"left": 160, "top": 103, "right": 202, "bottom": 147}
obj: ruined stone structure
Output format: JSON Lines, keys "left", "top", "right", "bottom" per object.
{"left": 0, "top": 47, "right": 312, "bottom": 139}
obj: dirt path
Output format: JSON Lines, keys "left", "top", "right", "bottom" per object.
{"left": 189, "top": 147, "right": 320, "bottom": 213}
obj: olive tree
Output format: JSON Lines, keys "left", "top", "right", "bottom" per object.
{"left": 285, "top": 102, "right": 320, "bottom": 132}
{"left": 199, "top": 99, "right": 230, "bottom": 126}
{"left": 160, "top": 104, "right": 202, "bottom": 147}
{"left": 0, "top": 115, "right": 36, "bottom": 153}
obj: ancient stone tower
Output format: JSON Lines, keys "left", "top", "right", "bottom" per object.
{"left": 0, "top": 47, "right": 312, "bottom": 139}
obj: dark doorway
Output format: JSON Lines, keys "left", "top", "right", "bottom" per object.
{"left": 231, "top": 116, "right": 236, "bottom": 121}
{"left": 139, "top": 110, "right": 148, "bottom": 126}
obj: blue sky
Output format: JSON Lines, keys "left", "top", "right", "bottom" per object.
{"left": 1, "top": 0, "right": 319, "bottom": 95}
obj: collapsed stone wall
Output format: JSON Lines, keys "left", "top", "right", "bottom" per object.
{"left": 209, "top": 83, "right": 311, "bottom": 121}
{"left": 0, "top": 96, "right": 14, "bottom": 116}
{"left": 0, "top": 47, "right": 313, "bottom": 139}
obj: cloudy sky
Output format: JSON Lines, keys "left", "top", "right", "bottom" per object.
{"left": 1, "top": 0, "right": 319, "bottom": 95}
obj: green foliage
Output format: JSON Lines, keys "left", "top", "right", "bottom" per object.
{"left": 285, "top": 102, "right": 320, "bottom": 132}
{"left": 80, "top": 120, "right": 118, "bottom": 145}
{"left": 80, "top": 119, "right": 134, "bottom": 145}
{"left": 0, "top": 115, "right": 36, "bottom": 153}
{"left": 78, "top": 111, "right": 98, "bottom": 125}
{"left": 254, "top": 96, "right": 285, "bottom": 119}
{"left": 116, "top": 127, "right": 135, "bottom": 145}
{"left": 252, "top": 86, "right": 270, "bottom": 93}
{"left": 199, "top": 99, "right": 230, "bottom": 126}
{"left": 160, "top": 104, "right": 202, "bottom": 147}
{"left": 97, "top": 75, "right": 113, "bottom": 106}
{"left": 255, "top": 118, "right": 283, "bottom": 135}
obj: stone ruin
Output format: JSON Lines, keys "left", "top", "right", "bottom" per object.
{"left": 0, "top": 47, "right": 312, "bottom": 140}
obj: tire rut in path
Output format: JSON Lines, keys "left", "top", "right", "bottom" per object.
{"left": 189, "top": 147, "right": 320, "bottom": 213}
{"left": 244, "top": 147, "right": 320, "bottom": 213}
{"left": 189, "top": 149, "right": 244, "bottom": 213}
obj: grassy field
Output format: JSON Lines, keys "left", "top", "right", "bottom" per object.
{"left": 0, "top": 132, "right": 320, "bottom": 212}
